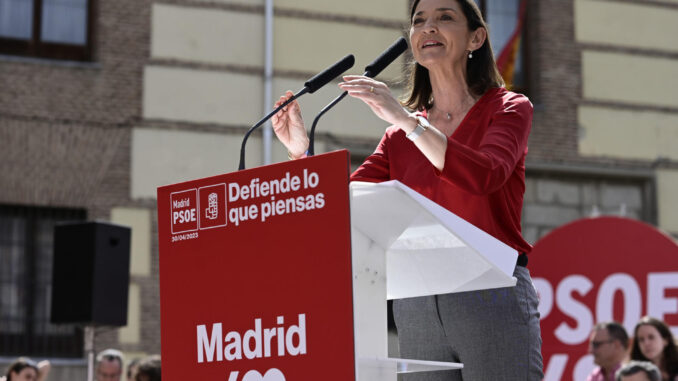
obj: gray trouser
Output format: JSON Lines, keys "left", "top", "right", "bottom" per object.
{"left": 393, "top": 266, "right": 544, "bottom": 381}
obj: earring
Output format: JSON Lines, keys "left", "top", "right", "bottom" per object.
{"left": 468, "top": 50, "right": 473, "bottom": 59}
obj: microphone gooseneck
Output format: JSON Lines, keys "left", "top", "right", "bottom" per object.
{"left": 238, "top": 54, "right": 355, "bottom": 170}
{"left": 308, "top": 37, "right": 408, "bottom": 156}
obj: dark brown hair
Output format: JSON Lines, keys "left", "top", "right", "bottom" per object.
{"left": 594, "top": 321, "right": 630, "bottom": 349}
{"left": 4, "top": 358, "right": 38, "bottom": 381}
{"left": 136, "top": 355, "right": 161, "bottom": 381}
{"left": 402, "top": 0, "right": 504, "bottom": 111}
{"left": 630, "top": 316, "right": 678, "bottom": 378}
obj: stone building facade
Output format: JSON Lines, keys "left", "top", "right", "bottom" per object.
{"left": 1, "top": 0, "right": 677, "bottom": 379}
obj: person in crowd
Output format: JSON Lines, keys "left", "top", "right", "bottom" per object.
{"left": 96, "top": 349, "right": 124, "bottom": 381}
{"left": 135, "top": 355, "right": 160, "bottom": 381}
{"left": 616, "top": 361, "right": 662, "bottom": 381}
{"left": 587, "top": 322, "right": 630, "bottom": 381}
{"left": 2, "top": 358, "right": 49, "bottom": 381}
{"left": 631, "top": 317, "right": 678, "bottom": 381}
{"left": 271, "top": 0, "right": 542, "bottom": 379}
{"left": 126, "top": 358, "right": 140, "bottom": 381}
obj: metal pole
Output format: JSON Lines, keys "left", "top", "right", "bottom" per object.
{"left": 85, "top": 326, "right": 95, "bottom": 381}
{"left": 263, "top": 0, "right": 274, "bottom": 165}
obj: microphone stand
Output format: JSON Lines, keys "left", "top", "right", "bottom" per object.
{"left": 307, "top": 37, "right": 407, "bottom": 157}
{"left": 238, "top": 88, "right": 308, "bottom": 170}
{"left": 237, "top": 54, "right": 355, "bottom": 170}
{"left": 308, "top": 92, "right": 348, "bottom": 156}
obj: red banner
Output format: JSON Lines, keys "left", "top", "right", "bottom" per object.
{"left": 157, "top": 151, "right": 355, "bottom": 381}
{"left": 530, "top": 217, "right": 678, "bottom": 380}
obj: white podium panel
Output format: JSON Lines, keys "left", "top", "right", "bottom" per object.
{"left": 350, "top": 180, "right": 518, "bottom": 380}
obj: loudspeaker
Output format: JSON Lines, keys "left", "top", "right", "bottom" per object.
{"left": 51, "top": 221, "right": 131, "bottom": 326}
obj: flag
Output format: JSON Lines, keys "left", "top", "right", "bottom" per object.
{"left": 496, "top": 0, "right": 527, "bottom": 90}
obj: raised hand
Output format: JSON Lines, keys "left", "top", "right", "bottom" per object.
{"left": 271, "top": 90, "right": 309, "bottom": 159}
{"left": 338, "top": 75, "right": 413, "bottom": 128}
{"left": 37, "top": 360, "right": 51, "bottom": 381}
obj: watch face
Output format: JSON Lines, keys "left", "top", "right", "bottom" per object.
{"left": 416, "top": 116, "right": 430, "bottom": 128}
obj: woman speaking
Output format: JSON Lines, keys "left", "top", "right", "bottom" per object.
{"left": 272, "top": 0, "right": 543, "bottom": 379}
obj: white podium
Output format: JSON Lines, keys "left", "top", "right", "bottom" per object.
{"left": 350, "top": 180, "right": 519, "bottom": 380}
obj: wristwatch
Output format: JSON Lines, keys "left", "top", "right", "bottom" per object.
{"left": 406, "top": 115, "right": 431, "bottom": 142}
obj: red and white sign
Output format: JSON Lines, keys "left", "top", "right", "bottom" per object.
{"left": 157, "top": 151, "right": 355, "bottom": 381}
{"left": 530, "top": 216, "right": 678, "bottom": 381}
{"left": 199, "top": 183, "right": 227, "bottom": 229}
{"left": 171, "top": 189, "right": 198, "bottom": 234}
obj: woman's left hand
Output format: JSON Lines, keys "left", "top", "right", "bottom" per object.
{"left": 37, "top": 360, "right": 51, "bottom": 381}
{"left": 339, "top": 75, "right": 413, "bottom": 128}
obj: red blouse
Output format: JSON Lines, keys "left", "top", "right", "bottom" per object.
{"left": 351, "top": 87, "right": 533, "bottom": 254}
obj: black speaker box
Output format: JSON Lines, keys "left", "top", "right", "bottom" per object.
{"left": 51, "top": 221, "right": 131, "bottom": 326}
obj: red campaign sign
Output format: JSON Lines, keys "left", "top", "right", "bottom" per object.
{"left": 170, "top": 189, "right": 198, "bottom": 234}
{"left": 530, "top": 217, "right": 678, "bottom": 381}
{"left": 199, "top": 184, "right": 227, "bottom": 229}
{"left": 157, "top": 151, "right": 355, "bottom": 381}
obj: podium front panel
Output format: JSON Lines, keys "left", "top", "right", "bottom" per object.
{"left": 157, "top": 151, "right": 354, "bottom": 381}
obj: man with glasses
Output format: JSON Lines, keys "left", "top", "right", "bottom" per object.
{"left": 587, "top": 322, "right": 630, "bottom": 381}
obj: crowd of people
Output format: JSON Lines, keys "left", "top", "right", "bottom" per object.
{"left": 1, "top": 349, "right": 160, "bottom": 381}
{"left": 92, "top": 349, "right": 160, "bottom": 381}
{"left": 588, "top": 316, "right": 678, "bottom": 381}
{"left": 3, "top": 317, "right": 675, "bottom": 381}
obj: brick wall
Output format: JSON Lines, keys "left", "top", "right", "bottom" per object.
{"left": 0, "top": 0, "right": 157, "bottom": 374}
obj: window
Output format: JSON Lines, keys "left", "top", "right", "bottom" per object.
{"left": 0, "top": 0, "right": 94, "bottom": 61}
{"left": 0, "top": 204, "right": 85, "bottom": 357}
{"left": 475, "top": 0, "right": 528, "bottom": 92}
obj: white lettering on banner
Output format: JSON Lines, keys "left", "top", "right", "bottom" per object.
{"left": 171, "top": 232, "right": 198, "bottom": 242}
{"left": 648, "top": 272, "right": 678, "bottom": 337}
{"left": 228, "top": 204, "right": 259, "bottom": 227}
{"left": 543, "top": 354, "right": 595, "bottom": 381}
{"left": 173, "top": 209, "right": 197, "bottom": 224}
{"left": 260, "top": 194, "right": 325, "bottom": 222}
{"left": 173, "top": 198, "right": 190, "bottom": 208}
{"left": 537, "top": 272, "right": 678, "bottom": 341}
{"left": 196, "top": 314, "right": 307, "bottom": 364}
{"left": 223, "top": 170, "right": 325, "bottom": 227}
{"left": 229, "top": 173, "right": 305, "bottom": 203}
{"left": 536, "top": 272, "right": 678, "bottom": 379}
{"left": 596, "top": 273, "right": 641, "bottom": 331}
{"left": 241, "top": 369, "right": 286, "bottom": 381}
{"left": 542, "top": 354, "right": 567, "bottom": 381}
{"left": 554, "top": 275, "right": 594, "bottom": 345}
{"left": 225, "top": 369, "right": 286, "bottom": 381}
{"left": 573, "top": 355, "right": 595, "bottom": 381}
{"left": 303, "top": 169, "right": 319, "bottom": 188}
{"left": 197, "top": 323, "right": 222, "bottom": 363}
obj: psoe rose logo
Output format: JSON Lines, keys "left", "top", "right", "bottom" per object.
{"left": 199, "top": 184, "right": 227, "bottom": 229}
{"left": 230, "top": 368, "right": 285, "bottom": 381}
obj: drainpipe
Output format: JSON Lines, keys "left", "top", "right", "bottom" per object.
{"left": 263, "top": 0, "right": 274, "bottom": 164}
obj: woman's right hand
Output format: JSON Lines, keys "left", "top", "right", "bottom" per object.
{"left": 272, "top": 90, "right": 309, "bottom": 159}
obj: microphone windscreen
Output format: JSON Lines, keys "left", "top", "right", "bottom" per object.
{"left": 304, "top": 54, "right": 355, "bottom": 94}
{"left": 364, "top": 37, "right": 408, "bottom": 78}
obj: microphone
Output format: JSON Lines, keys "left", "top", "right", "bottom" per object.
{"left": 238, "top": 54, "right": 355, "bottom": 170}
{"left": 364, "top": 37, "right": 409, "bottom": 78}
{"left": 307, "top": 37, "right": 408, "bottom": 156}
